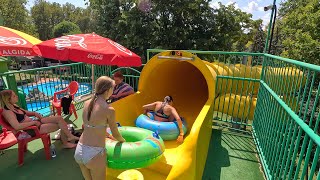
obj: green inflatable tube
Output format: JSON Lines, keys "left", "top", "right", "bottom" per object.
{"left": 106, "top": 126, "right": 165, "bottom": 169}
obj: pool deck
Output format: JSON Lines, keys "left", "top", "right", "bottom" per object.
{"left": 0, "top": 107, "right": 265, "bottom": 180}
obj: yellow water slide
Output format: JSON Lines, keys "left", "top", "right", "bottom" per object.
{"left": 106, "top": 50, "right": 306, "bottom": 179}
{"left": 107, "top": 51, "right": 216, "bottom": 179}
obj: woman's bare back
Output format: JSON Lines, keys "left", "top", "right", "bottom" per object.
{"left": 154, "top": 102, "right": 175, "bottom": 121}
{"left": 80, "top": 99, "right": 110, "bottom": 147}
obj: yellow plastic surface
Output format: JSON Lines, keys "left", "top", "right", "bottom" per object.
{"left": 107, "top": 51, "right": 215, "bottom": 180}
{"left": 213, "top": 94, "right": 257, "bottom": 120}
{"left": 265, "top": 67, "right": 306, "bottom": 93}
{"left": 106, "top": 51, "right": 305, "bottom": 179}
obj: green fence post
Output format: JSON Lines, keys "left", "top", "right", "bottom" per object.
{"left": 0, "top": 57, "right": 25, "bottom": 108}
{"left": 0, "top": 58, "right": 10, "bottom": 92}
{"left": 0, "top": 57, "right": 8, "bottom": 131}
{"left": 0, "top": 57, "right": 9, "bottom": 73}
{"left": 17, "top": 88, "right": 27, "bottom": 109}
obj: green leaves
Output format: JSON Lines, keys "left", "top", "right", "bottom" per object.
{"left": 88, "top": 0, "right": 261, "bottom": 62}
{"left": 53, "top": 21, "right": 82, "bottom": 37}
{"left": 0, "top": 0, "right": 31, "bottom": 34}
{"left": 31, "top": 0, "right": 97, "bottom": 40}
{"left": 278, "top": 0, "right": 320, "bottom": 65}
{"left": 0, "top": 0, "right": 267, "bottom": 62}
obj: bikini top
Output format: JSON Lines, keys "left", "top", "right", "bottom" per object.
{"left": 83, "top": 123, "right": 108, "bottom": 129}
{"left": 155, "top": 102, "right": 170, "bottom": 119}
{"left": 4, "top": 105, "right": 26, "bottom": 123}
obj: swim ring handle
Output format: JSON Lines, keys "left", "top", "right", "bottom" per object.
{"left": 116, "top": 122, "right": 121, "bottom": 127}
{"left": 152, "top": 131, "right": 160, "bottom": 139}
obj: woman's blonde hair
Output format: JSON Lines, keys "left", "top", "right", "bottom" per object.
{"left": 0, "top": 90, "right": 14, "bottom": 109}
{"left": 87, "top": 76, "right": 114, "bottom": 121}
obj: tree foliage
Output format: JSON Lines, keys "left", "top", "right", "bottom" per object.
{"left": 89, "top": 0, "right": 262, "bottom": 61}
{"left": 53, "top": 21, "right": 81, "bottom": 37}
{"left": 0, "top": 0, "right": 35, "bottom": 35}
{"left": 31, "top": 0, "right": 61, "bottom": 40}
{"left": 1, "top": 0, "right": 319, "bottom": 66}
{"left": 31, "top": 0, "right": 96, "bottom": 40}
{"left": 277, "top": 0, "right": 320, "bottom": 65}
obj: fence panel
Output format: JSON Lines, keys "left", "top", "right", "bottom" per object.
{"left": 253, "top": 55, "right": 320, "bottom": 180}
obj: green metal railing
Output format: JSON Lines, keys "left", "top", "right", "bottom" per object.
{"left": 254, "top": 55, "right": 320, "bottom": 180}
{"left": 0, "top": 49, "right": 319, "bottom": 179}
{"left": 147, "top": 49, "right": 264, "bottom": 130}
{"left": 0, "top": 63, "right": 142, "bottom": 116}
{"left": 0, "top": 63, "right": 96, "bottom": 115}
{"left": 110, "top": 67, "right": 141, "bottom": 91}
{"left": 147, "top": 49, "right": 319, "bottom": 179}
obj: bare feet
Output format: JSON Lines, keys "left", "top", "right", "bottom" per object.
{"left": 67, "top": 135, "right": 80, "bottom": 142}
{"left": 62, "top": 142, "right": 77, "bottom": 149}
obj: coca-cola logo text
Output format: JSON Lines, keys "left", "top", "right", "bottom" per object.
{"left": 54, "top": 35, "right": 87, "bottom": 50}
{"left": 87, "top": 53, "right": 103, "bottom": 60}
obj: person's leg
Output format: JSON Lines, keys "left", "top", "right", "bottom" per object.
{"left": 78, "top": 163, "right": 92, "bottom": 180}
{"left": 40, "top": 116, "right": 79, "bottom": 141}
{"left": 74, "top": 144, "right": 92, "bottom": 180}
{"left": 86, "top": 151, "right": 106, "bottom": 180}
{"left": 60, "top": 131, "right": 77, "bottom": 148}
{"left": 39, "top": 123, "right": 76, "bottom": 148}
{"left": 39, "top": 123, "right": 59, "bottom": 134}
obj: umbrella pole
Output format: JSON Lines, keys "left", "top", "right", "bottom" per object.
{"left": 92, "top": 64, "right": 94, "bottom": 94}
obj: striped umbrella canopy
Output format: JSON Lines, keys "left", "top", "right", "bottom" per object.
{"left": 0, "top": 26, "right": 41, "bottom": 56}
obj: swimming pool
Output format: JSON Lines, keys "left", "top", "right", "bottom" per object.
{"left": 19, "top": 80, "right": 92, "bottom": 115}
{"left": 20, "top": 81, "right": 91, "bottom": 97}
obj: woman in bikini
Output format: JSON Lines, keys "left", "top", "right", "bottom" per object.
{"left": 74, "top": 76, "right": 125, "bottom": 180}
{"left": 142, "top": 95, "right": 184, "bottom": 143}
{"left": 0, "top": 90, "right": 79, "bottom": 148}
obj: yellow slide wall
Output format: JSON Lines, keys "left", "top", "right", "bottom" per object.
{"left": 107, "top": 51, "right": 216, "bottom": 179}
{"left": 106, "top": 50, "right": 305, "bottom": 179}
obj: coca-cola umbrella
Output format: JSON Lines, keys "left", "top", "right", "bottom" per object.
{"left": 32, "top": 33, "right": 141, "bottom": 66}
{"left": 33, "top": 33, "right": 142, "bottom": 92}
{"left": 0, "top": 26, "right": 42, "bottom": 56}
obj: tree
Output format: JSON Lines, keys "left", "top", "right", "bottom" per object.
{"left": 90, "top": 0, "right": 122, "bottom": 40}
{"left": 69, "top": 6, "right": 97, "bottom": 33}
{"left": 251, "top": 20, "right": 266, "bottom": 53}
{"left": 31, "top": 0, "right": 64, "bottom": 40}
{"left": 53, "top": 21, "right": 82, "bottom": 37}
{"left": 88, "top": 0, "right": 260, "bottom": 61}
{"left": 0, "top": 0, "right": 31, "bottom": 33}
{"left": 278, "top": 0, "right": 320, "bottom": 65}
{"left": 31, "top": 1, "right": 98, "bottom": 39}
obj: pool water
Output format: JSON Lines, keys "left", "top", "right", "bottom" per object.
{"left": 18, "top": 80, "right": 92, "bottom": 115}
{"left": 26, "top": 101, "right": 51, "bottom": 116}
{"left": 20, "top": 81, "right": 91, "bottom": 97}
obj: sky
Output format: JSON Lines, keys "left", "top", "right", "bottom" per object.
{"left": 26, "top": 0, "right": 282, "bottom": 26}
{"left": 26, "top": 0, "right": 88, "bottom": 10}
{"left": 210, "top": 0, "right": 281, "bottom": 26}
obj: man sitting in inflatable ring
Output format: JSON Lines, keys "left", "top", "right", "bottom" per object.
{"left": 142, "top": 96, "right": 184, "bottom": 143}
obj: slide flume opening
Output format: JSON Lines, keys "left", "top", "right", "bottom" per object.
{"left": 139, "top": 60, "right": 209, "bottom": 129}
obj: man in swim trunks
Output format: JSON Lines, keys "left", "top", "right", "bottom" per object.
{"left": 142, "top": 96, "right": 184, "bottom": 143}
